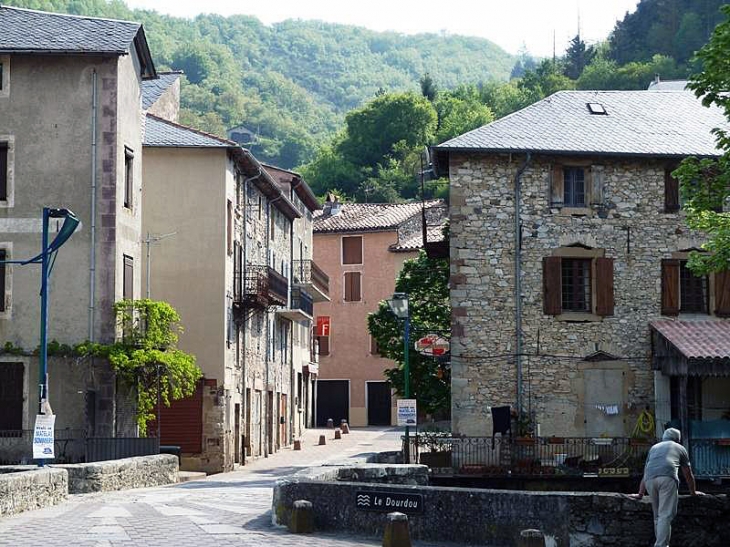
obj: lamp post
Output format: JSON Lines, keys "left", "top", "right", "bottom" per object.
{"left": 387, "top": 292, "right": 411, "bottom": 464}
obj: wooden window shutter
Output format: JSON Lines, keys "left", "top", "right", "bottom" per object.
{"left": 661, "top": 259, "right": 680, "bottom": 316}
{"left": 550, "top": 164, "right": 564, "bottom": 207}
{"left": 318, "top": 336, "right": 330, "bottom": 356}
{"left": 123, "top": 255, "right": 134, "bottom": 301}
{"left": 344, "top": 272, "right": 361, "bottom": 302}
{"left": 595, "top": 257, "right": 614, "bottom": 316}
{"left": 370, "top": 336, "right": 379, "bottom": 355}
{"left": 590, "top": 165, "right": 604, "bottom": 206}
{"left": 714, "top": 270, "right": 730, "bottom": 317}
{"left": 0, "top": 249, "right": 5, "bottom": 312}
{"left": 342, "top": 236, "right": 362, "bottom": 264}
{"left": 543, "top": 256, "right": 562, "bottom": 315}
{"left": 664, "top": 168, "right": 680, "bottom": 213}
{"left": 0, "top": 143, "right": 7, "bottom": 201}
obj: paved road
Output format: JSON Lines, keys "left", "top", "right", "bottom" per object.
{"left": 0, "top": 427, "right": 461, "bottom": 547}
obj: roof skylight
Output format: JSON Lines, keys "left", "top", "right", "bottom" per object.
{"left": 587, "top": 103, "right": 607, "bottom": 115}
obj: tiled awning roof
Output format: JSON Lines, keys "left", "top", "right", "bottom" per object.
{"left": 651, "top": 320, "right": 730, "bottom": 376}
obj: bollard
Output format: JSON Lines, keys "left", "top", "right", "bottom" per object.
{"left": 288, "top": 500, "right": 314, "bottom": 534}
{"left": 341, "top": 422, "right": 350, "bottom": 434}
{"left": 293, "top": 439, "right": 301, "bottom": 451}
{"left": 327, "top": 418, "right": 334, "bottom": 428}
{"left": 318, "top": 434, "right": 327, "bottom": 446}
{"left": 382, "top": 512, "right": 411, "bottom": 547}
{"left": 334, "top": 429, "right": 342, "bottom": 440}
{"left": 517, "top": 529, "right": 546, "bottom": 547}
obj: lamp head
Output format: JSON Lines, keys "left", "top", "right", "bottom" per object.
{"left": 387, "top": 292, "right": 409, "bottom": 318}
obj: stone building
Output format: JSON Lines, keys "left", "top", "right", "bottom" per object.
{"left": 435, "top": 89, "right": 730, "bottom": 440}
{"left": 313, "top": 197, "right": 445, "bottom": 427}
{"left": 0, "top": 6, "right": 156, "bottom": 436}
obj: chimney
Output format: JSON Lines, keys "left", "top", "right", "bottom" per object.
{"left": 324, "top": 193, "right": 341, "bottom": 216}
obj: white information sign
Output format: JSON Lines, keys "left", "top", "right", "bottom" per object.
{"left": 32, "top": 414, "right": 56, "bottom": 459}
{"left": 396, "top": 399, "right": 417, "bottom": 427}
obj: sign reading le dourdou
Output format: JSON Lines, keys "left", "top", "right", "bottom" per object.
{"left": 355, "top": 491, "right": 423, "bottom": 514}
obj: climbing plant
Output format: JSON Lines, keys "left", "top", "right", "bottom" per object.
{"left": 75, "top": 300, "right": 201, "bottom": 435}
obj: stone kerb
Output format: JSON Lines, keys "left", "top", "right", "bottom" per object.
{"left": 0, "top": 466, "right": 68, "bottom": 517}
{"left": 273, "top": 463, "right": 730, "bottom": 546}
{"left": 52, "top": 454, "right": 178, "bottom": 494}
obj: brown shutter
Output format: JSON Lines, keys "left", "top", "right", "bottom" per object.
{"left": 664, "top": 168, "right": 680, "bottom": 213}
{"left": 342, "top": 236, "right": 363, "bottom": 264}
{"left": 595, "top": 257, "right": 614, "bottom": 316}
{"left": 0, "top": 143, "right": 7, "bottom": 201}
{"left": 0, "top": 249, "right": 5, "bottom": 312}
{"left": 370, "top": 336, "right": 379, "bottom": 355}
{"left": 543, "top": 256, "right": 562, "bottom": 315}
{"left": 590, "top": 165, "right": 604, "bottom": 206}
{"left": 661, "top": 259, "right": 680, "bottom": 316}
{"left": 344, "top": 273, "right": 352, "bottom": 301}
{"left": 353, "top": 272, "right": 361, "bottom": 301}
{"left": 318, "top": 336, "right": 330, "bottom": 356}
{"left": 550, "top": 164, "right": 564, "bottom": 207}
{"left": 344, "top": 272, "right": 361, "bottom": 302}
{"left": 714, "top": 270, "right": 730, "bottom": 317}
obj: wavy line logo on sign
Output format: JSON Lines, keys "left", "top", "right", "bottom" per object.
{"left": 355, "top": 491, "right": 423, "bottom": 514}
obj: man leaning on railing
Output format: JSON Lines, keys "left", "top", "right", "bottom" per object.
{"left": 630, "top": 428, "right": 704, "bottom": 547}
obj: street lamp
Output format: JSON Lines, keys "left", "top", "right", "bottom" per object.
{"left": 387, "top": 292, "right": 411, "bottom": 464}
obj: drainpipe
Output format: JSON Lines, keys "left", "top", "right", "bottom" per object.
{"left": 514, "top": 152, "right": 532, "bottom": 419}
{"left": 88, "top": 70, "right": 98, "bottom": 342}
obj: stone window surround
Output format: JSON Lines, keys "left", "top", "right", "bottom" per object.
{"left": 552, "top": 245, "right": 605, "bottom": 322}
{"left": 0, "top": 56, "right": 8, "bottom": 99}
{"left": 551, "top": 158, "right": 599, "bottom": 217}
{"left": 0, "top": 135, "right": 15, "bottom": 208}
{"left": 670, "top": 250, "right": 717, "bottom": 317}
{"left": 0, "top": 241, "right": 12, "bottom": 319}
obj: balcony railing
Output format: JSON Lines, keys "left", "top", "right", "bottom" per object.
{"left": 267, "top": 266, "right": 288, "bottom": 306}
{"left": 291, "top": 287, "right": 314, "bottom": 317}
{"left": 233, "top": 265, "right": 288, "bottom": 309}
{"left": 293, "top": 259, "right": 330, "bottom": 301}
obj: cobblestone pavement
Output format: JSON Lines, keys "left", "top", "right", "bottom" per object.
{"left": 0, "top": 427, "right": 465, "bottom": 547}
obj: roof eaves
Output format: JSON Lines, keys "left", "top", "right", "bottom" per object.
{"left": 431, "top": 146, "right": 720, "bottom": 160}
{"left": 240, "top": 151, "right": 301, "bottom": 221}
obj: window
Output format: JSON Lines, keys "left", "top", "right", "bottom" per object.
{"left": 543, "top": 250, "right": 614, "bottom": 317}
{"left": 664, "top": 167, "right": 680, "bottom": 213}
{"left": 661, "top": 259, "right": 717, "bottom": 315}
{"left": 270, "top": 209, "right": 276, "bottom": 238}
{"left": 561, "top": 258, "right": 592, "bottom": 312}
{"left": 318, "top": 335, "right": 330, "bottom": 356}
{"left": 227, "top": 200, "right": 233, "bottom": 255}
{"left": 370, "top": 335, "right": 380, "bottom": 355}
{"left": 563, "top": 167, "right": 586, "bottom": 207}
{"left": 0, "top": 249, "right": 6, "bottom": 312}
{"left": 344, "top": 271, "right": 361, "bottom": 302}
{"left": 0, "top": 56, "right": 8, "bottom": 97}
{"left": 342, "top": 236, "right": 363, "bottom": 265}
{"left": 0, "top": 142, "right": 7, "bottom": 202}
{"left": 123, "top": 255, "right": 134, "bottom": 300}
{"left": 124, "top": 147, "right": 134, "bottom": 209}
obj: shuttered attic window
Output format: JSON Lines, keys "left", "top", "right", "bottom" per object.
{"left": 587, "top": 103, "right": 607, "bottom": 115}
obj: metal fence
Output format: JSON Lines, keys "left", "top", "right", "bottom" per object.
{"left": 407, "top": 435, "right": 654, "bottom": 477}
{"left": 0, "top": 430, "right": 159, "bottom": 465}
{"left": 690, "top": 439, "right": 730, "bottom": 478}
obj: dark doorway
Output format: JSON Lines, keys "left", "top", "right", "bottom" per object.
{"left": 367, "top": 381, "right": 392, "bottom": 426}
{"left": 316, "top": 380, "right": 349, "bottom": 427}
{"left": 234, "top": 403, "right": 241, "bottom": 464}
{"left": 0, "top": 363, "right": 23, "bottom": 430}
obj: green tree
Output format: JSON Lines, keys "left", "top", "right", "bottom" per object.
{"left": 564, "top": 34, "right": 596, "bottom": 80}
{"left": 420, "top": 72, "right": 438, "bottom": 102}
{"left": 367, "top": 252, "right": 450, "bottom": 416}
{"left": 434, "top": 93, "right": 494, "bottom": 143}
{"left": 673, "top": 5, "right": 730, "bottom": 275}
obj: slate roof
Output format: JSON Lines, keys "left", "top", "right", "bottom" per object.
{"left": 142, "top": 72, "right": 181, "bottom": 110}
{"left": 0, "top": 5, "right": 142, "bottom": 54}
{"left": 435, "top": 90, "right": 729, "bottom": 158}
{"left": 314, "top": 201, "right": 440, "bottom": 234}
{"left": 648, "top": 79, "right": 689, "bottom": 91}
{"left": 144, "top": 114, "right": 236, "bottom": 148}
{"left": 651, "top": 320, "right": 730, "bottom": 361}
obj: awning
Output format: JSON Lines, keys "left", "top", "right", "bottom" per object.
{"left": 651, "top": 320, "right": 730, "bottom": 376}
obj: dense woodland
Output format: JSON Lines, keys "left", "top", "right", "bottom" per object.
{"left": 5, "top": 0, "right": 728, "bottom": 201}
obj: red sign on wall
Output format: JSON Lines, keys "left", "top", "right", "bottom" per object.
{"left": 316, "top": 316, "right": 331, "bottom": 337}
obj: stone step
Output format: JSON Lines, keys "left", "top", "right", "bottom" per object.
{"left": 178, "top": 471, "right": 207, "bottom": 483}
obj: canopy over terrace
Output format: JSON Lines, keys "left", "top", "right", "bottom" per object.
{"left": 651, "top": 320, "right": 730, "bottom": 446}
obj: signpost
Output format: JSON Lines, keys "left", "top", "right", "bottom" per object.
{"left": 32, "top": 414, "right": 55, "bottom": 460}
{"left": 415, "top": 334, "right": 450, "bottom": 357}
{"left": 397, "top": 399, "right": 417, "bottom": 427}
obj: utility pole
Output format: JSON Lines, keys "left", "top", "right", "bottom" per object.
{"left": 144, "top": 231, "right": 176, "bottom": 299}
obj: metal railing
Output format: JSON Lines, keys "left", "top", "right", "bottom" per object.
{"left": 407, "top": 435, "right": 654, "bottom": 477}
{"left": 0, "top": 430, "right": 159, "bottom": 465}
{"left": 690, "top": 439, "right": 730, "bottom": 478}
{"left": 267, "top": 266, "right": 288, "bottom": 306}
{"left": 290, "top": 287, "right": 314, "bottom": 317}
{"left": 293, "top": 259, "right": 329, "bottom": 297}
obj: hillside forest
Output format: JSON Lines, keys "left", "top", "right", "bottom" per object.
{"left": 4, "top": 0, "right": 728, "bottom": 202}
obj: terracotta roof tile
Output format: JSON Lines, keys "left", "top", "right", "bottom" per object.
{"left": 314, "top": 200, "right": 441, "bottom": 233}
{"left": 650, "top": 320, "right": 730, "bottom": 360}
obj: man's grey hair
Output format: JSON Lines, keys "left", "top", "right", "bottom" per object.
{"left": 662, "top": 428, "right": 681, "bottom": 442}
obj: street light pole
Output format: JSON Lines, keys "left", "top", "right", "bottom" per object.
{"left": 387, "top": 292, "right": 411, "bottom": 464}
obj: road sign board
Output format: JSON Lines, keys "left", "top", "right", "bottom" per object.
{"left": 397, "top": 399, "right": 417, "bottom": 426}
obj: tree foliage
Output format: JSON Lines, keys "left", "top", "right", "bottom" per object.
{"left": 75, "top": 300, "right": 202, "bottom": 435}
{"left": 673, "top": 4, "right": 730, "bottom": 275}
{"left": 367, "top": 252, "right": 450, "bottom": 416}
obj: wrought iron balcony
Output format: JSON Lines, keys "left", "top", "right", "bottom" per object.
{"left": 293, "top": 259, "right": 330, "bottom": 302}
{"left": 276, "top": 287, "right": 314, "bottom": 321}
{"left": 233, "top": 265, "right": 289, "bottom": 311}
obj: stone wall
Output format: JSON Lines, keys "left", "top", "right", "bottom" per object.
{"left": 53, "top": 454, "right": 178, "bottom": 493}
{"left": 274, "top": 468, "right": 730, "bottom": 546}
{"left": 0, "top": 467, "right": 67, "bottom": 516}
{"left": 449, "top": 153, "right": 707, "bottom": 437}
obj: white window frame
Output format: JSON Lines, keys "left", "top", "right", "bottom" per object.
{"left": 341, "top": 235, "right": 363, "bottom": 266}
